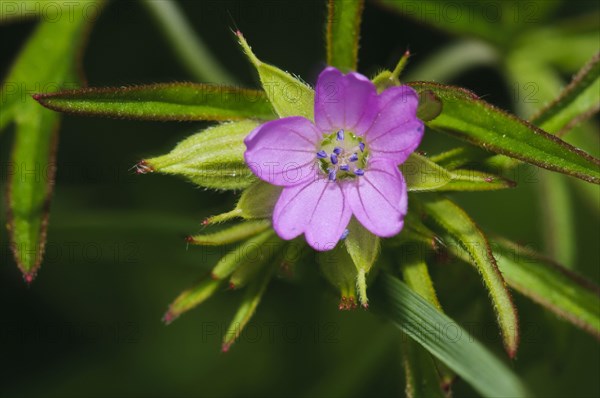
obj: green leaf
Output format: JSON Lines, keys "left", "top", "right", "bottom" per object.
{"left": 374, "top": 274, "right": 530, "bottom": 398}
{"left": 144, "top": 120, "right": 258, "bottom": 190}
{"left": 211, "top": 230, "right": 277, "bottom": 280}
{"left": 532, "top": 52, "right": 600, "bottom": 136}
{"left": 420, "top": 197, "right": 519, "bottom": 358}
{"left": 400, "top": 257, "right": 442, "bottom": 311}
{"left": 140, "top": 0, "right": 236, "bottom": 84}
{"left": 492, "top": 237, "right": 600, "bottom": 338}
{"left": 237, "top": 32, "right": 314, "bottom": 120}
{"left": 326, "top": 0, "right": 364, "bottom": 71}
{"left": 401, "top": 153, "right": 452, "bottom": 192}
{"left": 1, "top": 0, "right": 102, "bottom": 280}
{"left": 428, "top": 146, "right": 489, "bottom": 171}
{"left": 187, "top": 220, "right": 271, "bottom": 246}
{"left": 34, "top": 83, "right": 275, "bottom": 121}
{"left": 222, "top": 264, "right": 276, "bottom": 352}
{"left": 408, "top": 82, "right": 600, "bottom": 184}
{"left": 235, "top": 181, "right": 282, "bottom": 219}
{"left": 163, "top": 277, "right": 222, "bottom": 324}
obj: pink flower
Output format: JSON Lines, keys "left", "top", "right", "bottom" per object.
{"left": 244, "top": 67, "right": 424, "bottom": 251}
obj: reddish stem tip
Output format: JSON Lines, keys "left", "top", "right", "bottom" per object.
{"left": 23, "top": 273, "right": 35, "bottom": 284}
{"left": 163, "top": 311, "right": 175, "bottom": 325}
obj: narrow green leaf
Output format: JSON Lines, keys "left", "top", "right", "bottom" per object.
{"left": 144, "top": 120, "right": 258, "bottom": 190}
{"left": 400, "top": 153, "right": 452, "bottom": 192}
{"left": 374, "top": 274, "right": 530, "bottom": 398}
{"left": 400, "top": 257, "right": 442, "bottom": 311}
{"left": 188, "top": 220, "right": 271, "bottom": 246}
{"left": 408, "top": 82, "right": 600, "bottom": 184}
{"left": 164, "top": 277, "right": 222, "bottom": 324}
{"left": 140, "top": 0, "right": 236, "bottom": 84}
{"left": 222, "top": 264, "right": 275, "bottom": 352}
{"left": 235, "top": 180, "right": 283, "bottom": 219}
{"left": 428, "top": 146, "right": 489, "bottom": 171}
{"left": 211, "top": 230, "right": 276, "bottom": 280}
{"left": 493, "top": 237, "right": 600, "bottom": 338}
{"left": 2, "top": 0, "right": 102, "bottom": 280}
{"left": 420, "top": 197, "right": 519, "bottom": 357}
{"left": 237, "top": 32, "right": 314, "bottom": 120}
{"left": 326, "top": 0, "right": 364, "bottom": 71}
{"left": 34, "top": 83, "right": 275, "bottom": 121}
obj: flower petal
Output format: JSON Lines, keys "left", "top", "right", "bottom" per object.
{"left": 344, "top": 159, "right": 408, "bottom": 237}
{"left": 366, "top": 86, "right": 424, "bottom": 164}
{"left": 244, "top": 116, "right": 321, "bottom": 186}
{"left": 273, "top": 177, "right": 351, "bottom": 251}
{"left": 314, "top": 67, "right": 378, "bottom": 136}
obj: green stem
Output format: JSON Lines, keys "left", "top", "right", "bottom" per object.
{"left": 139, "top": 0, "right": 236, "bottom": 84}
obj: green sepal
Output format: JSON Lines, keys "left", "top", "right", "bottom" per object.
{"left": 237, "top": 32, "right": 315, "bottom": 120}
{"left": 228, "top": 234, "right": 284, "bottom": 289}
{"left": 144, "top": 120, "right": 258, "bottom": 190}
{"left": 188, "top": 220, "right": 271, "bottom": 246}
{"left": 163, "top": 276, "right": 222, "bottom": 324}
{"left": 344, "top": 218, "right": 380, "bottom": 307}
{"left": 319, "top": 244, "right": 358, "bottom": 310}
{"left": 401, "top": 154, "right": 452, "bottom": 192}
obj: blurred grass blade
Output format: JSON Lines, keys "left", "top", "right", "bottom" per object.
{"left": 140, "top": 0, "right": 235, "bottom": 84}
{"left": 144, "top": 120, "right": 259, "bottom": 190}
{"left": 326, "top": 0, "right": 364, "bottom": 71}
{"left": 237, "top": 32, "right": 314, "bottom": 120}
{"left": 539, "top": 171, "right": 576, "bottom": 267}
{"left": 374, "top": 274, "right": 530, "bottom": 398}
{"left": 377, "top": 0, "right": 509, "bottom": 46}
{"left": 222, "top": 264, "right": 275, "bottom": 352}
{"left": 163, "top": 277, "right": 222, "bottom": 324}
{"left": 402, "top": 339, "right": 447, "bottom": 398}
{"left": 493, "top": 237, "right": 600, "bottom": 338}
{"left": 34, "top": 83, "right": 275, "bottom": 121}
{"left": 420, "top": 197, "right": 519, "bottom": 358}
{"left": 1, "top": 0, "right": 103, "bottom": 281}
{"left": 408, "top": 82, "right": 600, "bottom": 184}
{"left": 188, "top": 220, "right": 271, "bottom": 246}
{"left": 532, "top": 52, "right": 600, "bottom": 135}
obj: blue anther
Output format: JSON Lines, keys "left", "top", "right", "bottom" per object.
{"left": 340, "top": 164, "right": 349, "bottom": 171}
{"left": 333, "top": 147, "right": 342, "bottom": 155}
{"left": 316, "top": 150, "right": 327, "bottom": 158}
{"left": 349, "top": 153, "right": 359, "bottom": 162}
{"left": 336, "top": 129, "right": 344, "bottom": 141}
{"left": 330, "top": 153, "right": 338, "bottom": 165}
{"left": 359, "top": 142, "right": 365, "bottom": 152}
{"left": 340, "top": 229, "right": 350, "bottom": 240}
{"left": 354, "top": 168, "right": 364, "bottom": 176}
{"left": 328, "top": 169, "right": 337, "bottom": 181}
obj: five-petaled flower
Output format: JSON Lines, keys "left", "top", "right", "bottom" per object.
{"left": 244, "top": 67, "right": 424, "bottom": 251}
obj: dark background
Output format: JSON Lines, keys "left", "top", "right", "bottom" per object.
{"left": 1, "top": 1, "right": 599, "bottom": 397}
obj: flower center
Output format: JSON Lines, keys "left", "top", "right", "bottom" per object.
{"left": 316, "top": 129, "right": 368, "bottom": 181}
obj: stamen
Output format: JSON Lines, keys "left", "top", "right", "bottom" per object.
{"left": 340, "top": 229, "right": 349, "bottom": 240}
{"left": 359, "top": 142, "right": 365, "bottom": 152}
{"left": 336, "top": 129, "right": 344, "bottom": 141}
{"left": 340, "top": 164, "right": 349, "bottom": 171}
{"left": 328, "top": 169, "right": 337, "bottom": 181}
{"left": 317, "top": 150, "right": 327, "bottom": 158}
{"left": 349, "top": 153, "right": 358, "bottom": 162}
{"left": 354, "top": 168, "right": 364, "bottom": 176}
{"left": 330, "top": 153, "right": 338, "bottom": 165}
{"left": 333, "top": 147, "right": 342, "bottom": 155}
